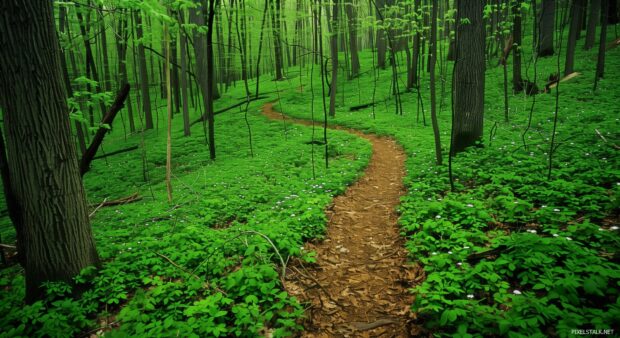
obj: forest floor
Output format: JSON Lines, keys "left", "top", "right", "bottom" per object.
{"left": 262, "top": 103, "right": 421, "bottom": 337}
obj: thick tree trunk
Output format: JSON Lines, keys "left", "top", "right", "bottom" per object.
{"left": 0, "top": 0, "right": 99, "bottom": 303}
{"left": 134, "top": 10, "right": 154, "bottom": 129}
{"left": 565, "top": 0, "right": 584, "bottom": 76}
{"left": 584, "top": 0, "right": 601, "bottom": 50}
{"left": 452, "top": 0, "right": 485, "bottom": 154}
{"left": 538, "top": 0, "right": 555, "bottom": 56}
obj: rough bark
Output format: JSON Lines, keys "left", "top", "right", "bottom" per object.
{"left": 0, "top": 0, "right": 99, "bottom": 302}
{"left": 538, "top": 0, "right": 555, "bottom": 56}
{"left": 452, "top": 0, "right": 486, "bottom": 154}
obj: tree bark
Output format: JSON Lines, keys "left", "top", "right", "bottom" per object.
{"left": 134, "top": 10, "right": 154, "bottom": 129}
{"left": 115, "top": 11, "right": 135, "bottom": 133}
{"left": 375, "top": 0, "right": 387, "bottom": 68}
{"left": 512, "top": 0, "right": 523, "bottom": 92}
{"left": 328, "top": 0, "right": 339, "bottom": 117}
{"left": 565, "top": 0, "right": 584, "bottom": 76}
{"left": 205, "top": 0, "right": 218, "bottom": 160}
{"left": 270, "top": 0, "right": 284, "bottom": 80}
{"left": 345, "top": 0, "right": 360, "bottom": 78}
{"left": 584, "top": 0, "right": 601, "bottom": 50}
{"left": 538, "top": 0, "right": 555, "bottom": 56}
{"left": 0, "top": 0, "right": 99, "bottom": 302}
{"left": 593, "top": 0, "right": 608, "bottom": 91}
{"left": 452, "top": 0, "right": 486, "bottom": 154}
{"left": 429, "top": 1, "right": 442, "bottom": 165}
{"left": 178, "top": 11, "right": 192, "bottom": 136}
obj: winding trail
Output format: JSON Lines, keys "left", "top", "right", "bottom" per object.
{"left": 262, "top": 103, "right": 421, "bottom": 337}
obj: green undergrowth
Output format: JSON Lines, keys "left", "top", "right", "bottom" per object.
{"left": 279, "top": 35, "right": 620, "bottom": 337}
{"left": 0, "top": 87, "right": 371, "bottom": 336}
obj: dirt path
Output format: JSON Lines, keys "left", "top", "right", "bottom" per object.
{"left": 262, "top": 103, "right": 420, "bottom": 337}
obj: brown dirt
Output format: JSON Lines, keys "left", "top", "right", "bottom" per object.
{"left": 261, "top": 103, "right": 423, "bottom": 337}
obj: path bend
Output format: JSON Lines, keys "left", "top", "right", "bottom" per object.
{"left": 262, "top": 103, "right": 420, "bottom": 337}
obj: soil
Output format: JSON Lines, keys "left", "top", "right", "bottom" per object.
{"left": 261, "top": 103, "right": 423, "bottom": 337}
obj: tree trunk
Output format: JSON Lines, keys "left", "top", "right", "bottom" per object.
{"left": 375, "top": 0, "right": 387, "bottom": 68}
{"left": 345, "top": 0, "right": 360, "bottom": 78}
{"left": 115, "top": 11, "right": 135, "bottom": 133}
{"left": 270, "top": 0, "right": 284, "bottom": 80}
{"left": 206, "top": 0, "right": 218, "bottom": 160}
{"left": 584, "top": 0, "right": 601, "bottom": 50}
{"left": 328, "top": 0, "right": 339, "bottom": 117}
{"left": 538, "top": 0, "right": 555, "bottom": 56}
{"left": 593, "top": 0, "right": 608, "bottom": 90}
{"left": 408, "top": 0, "right": 422, "bottom": 89}
{"left": 429, "top": 1, "right": 442, "bottom": 165}
{"left": 0, "top": 0, "right": 99, "bottom": 303}
{"left": 98, "top": 5, "right": 111, "bottom": 92}
{"left": 452, "top": 0, "right": 485, "bottom": 154}
{"left": 512, "top": 0, "right": 523, "bottom": 92}
{"left": 134, "top": 10, "right": 154, "bottom": 129}
{"left": 565, "top": 0, "right": 584, "bottom": 76}
{"left": 179, "top": 12, "right": 192, "bottom": 136}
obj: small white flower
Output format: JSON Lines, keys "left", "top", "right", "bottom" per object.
{"left": 436, "top": 215, "right": 442, "bottom": 219}
{"left": 610, "top": 226, "right": 619, "bottom": 230}
{"left": 527, "top": 229, "right": 537, "bottom": 234}
{"left": 553, "top": 233, "right": 559, "bottom": 237}
{"left": 553, "top": 208, "right": 560, "bottom": 212}
{"left": 466, "top": 204, "right": 474, "bottom": 208}
{"left": 463, "top": 246, "right": 470, "bottom": 249}
{"left": 513, "top": 290, "right": 522, "bottom": 295}
{"left": 432, "top": 252, "right": 438, "bottom": 255}
{"left": 448, "top": 251, "right": 453, "bottom": 254}
{"left": 467, "top": 294, "right": 474, "bottom": 299}
{"left": 565, "top": 237, "right": 572, "bottom": 241}
{"left": 457, "top": 262, "right": 463, "bottom": 266}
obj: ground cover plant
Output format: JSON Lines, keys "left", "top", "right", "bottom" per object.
{"left": 279, "top": 28, "right": 620, "bottom": 338}
{"left": 0, "top": 0, "right": 619, "bottom": 337}
{"left": 0, "top": 92, "right": 372, "bottom": 337}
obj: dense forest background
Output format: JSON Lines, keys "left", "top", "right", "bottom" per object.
{"left": 0, "top": 0, "right": 619, "bottom": 336}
